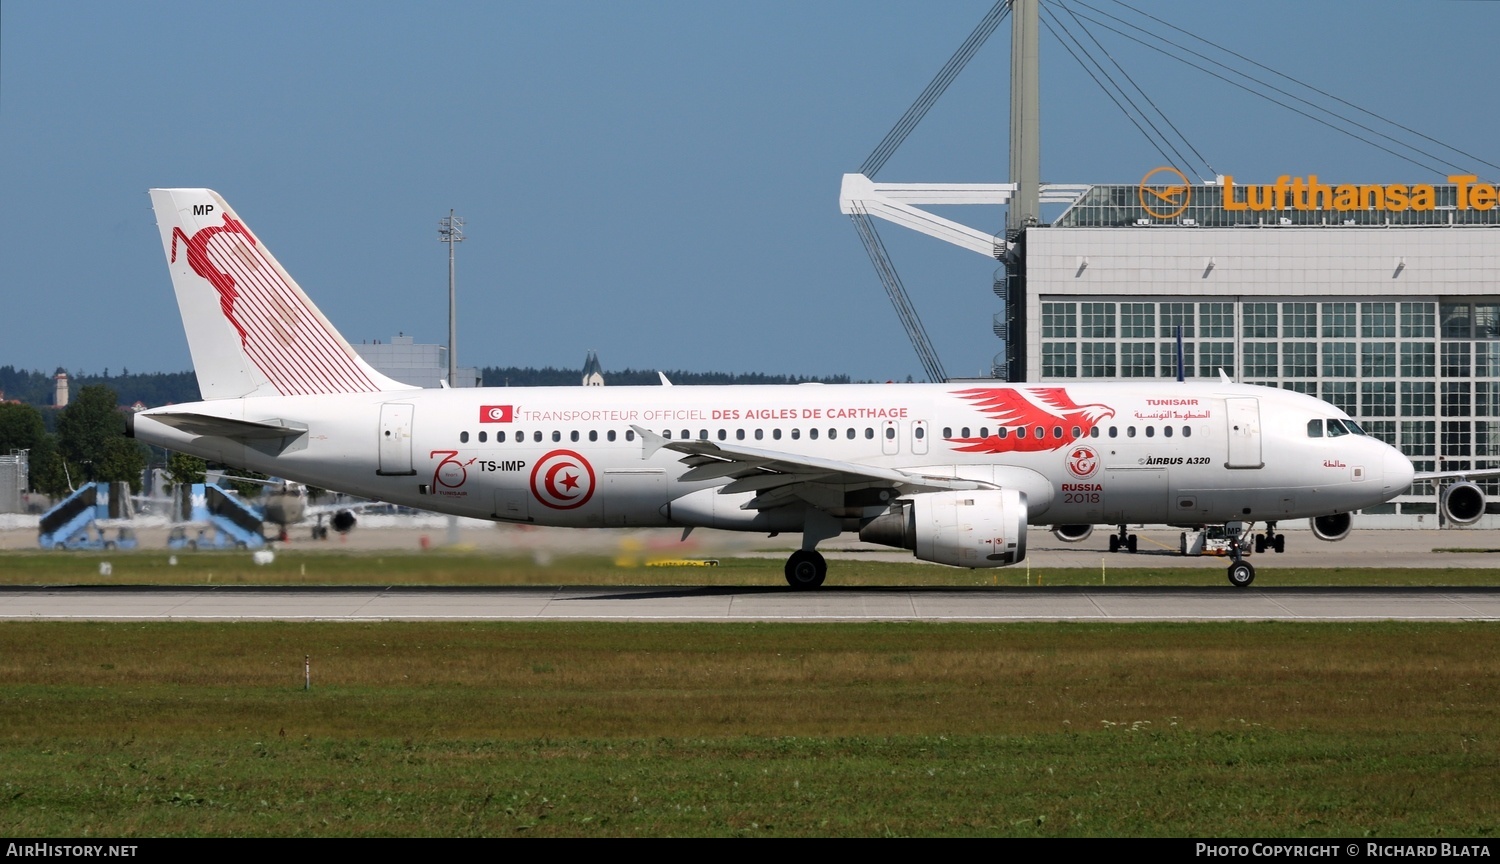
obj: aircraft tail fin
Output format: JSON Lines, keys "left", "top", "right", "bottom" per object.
{"left": 148, "top": 189, "right": 417, "bottom": 400}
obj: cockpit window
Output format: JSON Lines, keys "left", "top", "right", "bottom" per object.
{"left": 1326, "top": 419, "right": 1350, "bottom": 437}
{"left": 1345, "top": 420, "right": 1367, "bottom": 436}
{"left": 1307, "top": 420, "right": 1323, "bottom": 438}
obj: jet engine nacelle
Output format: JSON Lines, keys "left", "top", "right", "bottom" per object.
{"left": 1052, "top": 524, "right": 1094, "bottom": 543}
{"left": 331, "top": 510, "right": 358, "bottom": 533}
{"left": 1440, "top": 482, "right": 1486, "bottom": 526}
{"left": 858, "top": 489, "right": 1027, "bottom": 568}
{"left": 1310, "top": 512, "right": 1352, "bottom": 542}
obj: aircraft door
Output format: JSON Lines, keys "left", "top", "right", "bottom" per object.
{"left": 377, "top": 403, "right": 416, "bottom": 476}
{"left": 882, "top": 420, "right": 899, "bottom": 456}
{"left": 1225, "top": 398, "right": 1263, "bottom": 469}
{"left": 911, "top": 420, "right": 929, "bottom": 455}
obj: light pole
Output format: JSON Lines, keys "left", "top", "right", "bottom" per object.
{"left": 438, "top": 211, "right": 465, "bottom": 387}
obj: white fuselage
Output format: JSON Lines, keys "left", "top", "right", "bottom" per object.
{"left": 134, "top": 380, "right": 1414, "bottom": 533}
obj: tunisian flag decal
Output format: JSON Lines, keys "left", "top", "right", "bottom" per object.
{"left": 479, "top": 405, "right": 514, "bottom": 423}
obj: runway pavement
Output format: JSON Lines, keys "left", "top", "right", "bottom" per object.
{"left": 2, "top": 584, "right": 1497, "bottom": 622}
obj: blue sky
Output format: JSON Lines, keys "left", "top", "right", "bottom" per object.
{"left": 2, "top": 1, "right": 1495, "bottom": 383}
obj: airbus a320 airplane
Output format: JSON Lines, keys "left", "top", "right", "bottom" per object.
{"left": 132, "top": 189, "right": 1436, "bottom": 588}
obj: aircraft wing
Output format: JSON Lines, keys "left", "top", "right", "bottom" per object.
{"left": 1413, "top": 467, "right": 1500, "bottom": 482}
{"left": 632, "top": 426, "right": 991, "bottom": 510}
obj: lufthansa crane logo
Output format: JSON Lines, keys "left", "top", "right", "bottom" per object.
{"left": 1139, "top": 166, "right": 1191, "bottom": 220}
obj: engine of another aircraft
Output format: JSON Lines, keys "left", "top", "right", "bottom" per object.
{"left": 858, "top": 489, "right": 1028, "bottom": 567}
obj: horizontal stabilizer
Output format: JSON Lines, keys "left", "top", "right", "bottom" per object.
{"left": 145, "top": 413, "right": 308, "bottom": 441}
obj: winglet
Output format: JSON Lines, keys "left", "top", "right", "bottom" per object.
{"left": 658, "top": 371, "right": 673, "bottom": 386}
{"left": 1218, "top": 368, "right": 1233, "bottom": 384}
{"left": 631, "top": 425, "right": 668, "bottom": 459}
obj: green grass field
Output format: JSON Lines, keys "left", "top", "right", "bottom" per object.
{"left": 1, "top": 551, "right": 1496, "bottom": 837}
{"left": 1, "top": 619, "right": 1497, "bottom": 837}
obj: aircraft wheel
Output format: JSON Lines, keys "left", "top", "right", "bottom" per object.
{"left": 1180, "top": 533, "right": 1187, "bottom": 555}
{"left": 784, "top": 550, "right": 827, "bottom": 589}
{"left": 103, "top": 541, "right": 117, "bottom": 551}
{"left": 1126, "top": 534, "right": 1138, "bottom": 553}
{"left": 1108, "top": 535, "right": 1120, "bottom": 553}
{"left": 1273, "top": 534, "right": 1286, "bottom": 554}
{"left": 1254, "top": 534, "right": 1267, "bottom": 554}
{"left": 1227, "top": 560, "right": 1256, "bottom": 588}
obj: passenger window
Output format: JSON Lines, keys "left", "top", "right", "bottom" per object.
{"left": 979, "top": 427, "right": 989, "bottom": 438}
{"left": 884, "top": 427, "right": 894, "bottom": 439}
{"left": 914, "top": 427, "right": 925, "bottom": 439}
{"left": 498, "top": 431, "right": 507, "bottom": 443}
{"left": 1053, "top": 426, "right": 1063, "bottom": 439}
{"left": 810, "top": 428, "right": 820, "bottom": 440}
{"left": 1016, "top": 427, "right": 1027, "bottom": 439}
{"left": 552, "top": 431, "right": 561, "bottom": 442}
{"left": 681, "top": 430, "right": 689, "bottom": 440}
{"left": 1089, "top": 427, "right": 1099, "bottom": 438}
{"left": 773, "top": 429, "right": 782, "bottom": 440}
{"left": 1145, "top": 426, "right": 1155, "bottom": 438}
{"left": 998, "top": 427, "right": 1008, "bottom": 438}
{"left": 943, "top": 427, "right": 952, "bottom": 438}
{"left": 607, "top": 430, "right": 616, "bottom": 442}
{"left": 479, "top": 431, "right": 487, "bottom": 443}
{"left": 533, "top": 431, "right": 543, "bottom": 443}
{"left": 570, "top": 431, "right": 579, "bottom": 442}
{"left": 699, "top": 430, "right": 708, "bottom": 440}
{"left": 718, "top": 429, "right": 727, "bottom": 441}
{"left": 1183, "top": 426, "right": 1191, "bottom": 438}
{"left": 1072, "top": 426, "right": 1082, "bottom": 439}
{"left": 460, "top": 431, "right": 469, "bottom": 443}
{"left": 1164, "top": 426, "right": 1173, "bottom": 438}
{"left": 1127, "top": 426, "right": 1137, "bottom": 438}
{"left": 664, "top": 430, "right": 672, "bottom": 439}
{"left": 755, "top": 429, "right": 764, "bottom": 440}
{"left": 1034, "top": 426, "right": 1045, "bottom": 439}
{"left": 846, "top": 428, "right": 855, "bottom": 440}
{"left": 792, "top": 428, "right": 801, "bottom": 440}
{"left": 1109, "top": 426, "right": 1118, "bottom": 438}
{"left": 626, "top": 430, "right": 635, "bottom": 441}
{"left": 588, "top": 431, "right": 597, "bottom": 442}
{"left": 961, "top": 427, "right": 971, "bottom": 438}
{"left": 736, "top": 429, "right": 746, "bottom": 441}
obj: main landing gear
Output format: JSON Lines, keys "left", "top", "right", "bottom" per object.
{"left": 1254, "top": 521, "right": 1286, "bottom": 554}
{"left": 1108, "top": 524, "right": 1137, "bottom": 553}
{"left": 784, "top": 549, "right": 827, "bottom": 589}
{"left": 785, "top": 509, "right": 839, "bottom": 589}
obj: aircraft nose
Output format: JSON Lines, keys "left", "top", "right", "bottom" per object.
{"left": 1384, "top": 445, "right": 1415, "bottom": 493}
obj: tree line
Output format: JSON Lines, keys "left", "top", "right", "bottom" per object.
{"left": 0, "top": 385, "right": 149, "bottom": 497}
{"left": 0, "top": 365, "right": 855, "bottom": 409}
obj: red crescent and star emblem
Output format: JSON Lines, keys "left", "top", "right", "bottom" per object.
{"left": 529, "top": 449, "right": 596, "bottom": 510}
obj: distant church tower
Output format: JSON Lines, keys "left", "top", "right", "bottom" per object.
{"left": 53, "top": 369, "right": 69, "bottom": 408}
{"left": 581, "top": 351, "right": 605, "bottom": 387}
